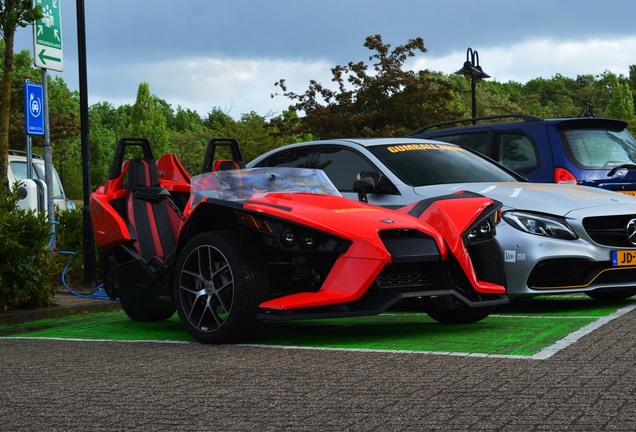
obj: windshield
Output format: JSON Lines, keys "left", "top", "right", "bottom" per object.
{"left": 190, "top": 167, "right": 342, "bottom": 202}
{"left": 368, "top": 142, "right": 519, "bottom": 186}
{"left": 10, "top": 160, "right": 65, "bottom": 199}
{"left": 561, "top": 128, "right": 636, "bottom": 169}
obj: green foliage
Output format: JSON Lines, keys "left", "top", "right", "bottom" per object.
{"left": 49, "top": 206, "right": 87, "bottom": 287}
{"left": 0, "top": 185, "right": 90, "bottom": 310}
{"left": 171, "top": 106, "right": 204, "bottom": 133}
{"left": 605, "top": 77, "right": 636, "bottom": 122}
{"left": 85, "top": 102, "right": 119, "bottom": 189}
{"left": 273, "top": 34, "right": 462, "bottom": 138}
{"left": 53, "top": 208, "right": 84, "bottom": 258}
{"left": 204, "top": 109, "right": 305, "bottom": 162}
{"left": 124, "top": 82, "right": 170, "bottom": 156}
{"left": 0, "top": 1, "right": 42, "bottom": 34}
{"left": 0, "top": 2, "right": 44, "bottom": 181}
{"left": 0, "top": 183, "right": 53, "bottom": 310}
{"left": 167, "top": 130, "right": 209, "bottom": 175}
{"left": 267, "top": 109, "right": 316, "bottom": 146}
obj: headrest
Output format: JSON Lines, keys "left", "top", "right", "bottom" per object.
{"left": 126, "top": 158, "right": 160, "bottom": 190}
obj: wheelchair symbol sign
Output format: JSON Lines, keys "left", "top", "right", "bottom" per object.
{"left": 24, "top": 82, "right": 44, "bottom": 136}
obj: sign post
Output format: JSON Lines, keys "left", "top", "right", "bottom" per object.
{"left": 24, "top": 81, "right": 45, "bottom": 180}
{"left": 33, "top": 0, "right": 64, "bottom": 72}
{"left": 24, "top": 81, "right": 44, "bottom": 136}
{"left": 32, "top": 0, "right": 64, "bottom": 230}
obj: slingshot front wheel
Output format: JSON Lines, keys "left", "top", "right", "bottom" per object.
{"left": 173, "top": 231, "right": 267, "bottom": 344}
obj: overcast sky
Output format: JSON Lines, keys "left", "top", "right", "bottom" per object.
{"left": 14, "top": 0, "right": 636, "bottom": 119}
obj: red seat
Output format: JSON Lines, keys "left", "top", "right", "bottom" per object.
{"left": 125, "top": 158, "right": 180, "bottom": 264}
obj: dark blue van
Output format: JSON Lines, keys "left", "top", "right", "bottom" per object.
{"left": 408, "top": 115, "right": 636, "bottom": 196}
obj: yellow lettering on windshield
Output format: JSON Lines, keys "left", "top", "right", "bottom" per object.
{"left": 387, "top": 143, "right": 463, "bottom": 153}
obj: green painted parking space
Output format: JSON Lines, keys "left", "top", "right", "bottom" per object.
{"left": 2, "top": 296, "right": 635, "bottom": 358}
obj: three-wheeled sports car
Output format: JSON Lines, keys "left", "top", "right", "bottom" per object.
{"left": 90, "top": 138, "right": 507, "bottom": 343}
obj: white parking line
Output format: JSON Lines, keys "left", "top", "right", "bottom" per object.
{"left": 245, "top": 303, "right": 636, "bottom": 360}
{"left": 3, "top": 303, "right": 635, "bottom": 360}
{"left": 531, "top": 302, "right": 636, "bottom": 359}
{"left": 489, "top": 314, "right": 604, "bottom": 319}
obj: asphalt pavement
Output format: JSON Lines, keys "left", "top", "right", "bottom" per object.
{"left": 2, "top": 292, "right": 636, "bottom": 431}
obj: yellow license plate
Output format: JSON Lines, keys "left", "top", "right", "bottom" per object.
{"left": 617, "top": 191, "right": 636, "bottom": 196}
{"left": 612, "top": 250, "right": 636, "bottom": 266}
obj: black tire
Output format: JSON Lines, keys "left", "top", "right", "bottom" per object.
{"left": 586, "top": 289, "right": 636, "bottom": 302}
{"left": 422, "top": 240, "right": 504, "bottom": 324}
{"left": 173, "top": 231, "right": 268, "bottom": 344}
{"left": 423, "top": 296, "right": 495, "bottom": 324}
{"left": 101, "top": 252, "right": 120, "bottom": 301}
{"left": 467, "top": 240, "right": 506, "bottom": 286}
{"left": 104, "top": 252, "right": 175, "bottom": 321}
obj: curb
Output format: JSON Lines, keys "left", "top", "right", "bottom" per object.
{"left": 0, "top": 294, "right": 121, "bottom": 325}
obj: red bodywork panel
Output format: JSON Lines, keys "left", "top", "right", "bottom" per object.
{"left": 91, "top": 187, "right": 131, "bottom": 250}
{"left": 398, "top": 195, "right": 503, "bottom": 294}
{"left": 230, "top": 192, "right": 505, "bottom": 311}
{"left": 90, "top": 160, "right": 131, "bottom": 250}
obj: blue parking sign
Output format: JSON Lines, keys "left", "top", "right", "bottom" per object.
{"left": 24, "top": 82, "right": 44, "bottom": 136}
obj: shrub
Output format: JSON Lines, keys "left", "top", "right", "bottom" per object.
{"left": 50, "top": 206, "right": 87, "bottom": 288}
{"left": 0, "top": 185, "right": 54, "bottom": 310}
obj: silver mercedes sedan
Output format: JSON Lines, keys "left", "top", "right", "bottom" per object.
{"left": 249, "top": 137, "right": 636, "bottom": 301}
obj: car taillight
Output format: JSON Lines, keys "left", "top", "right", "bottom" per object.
{"left": 554, "top": 167, "right": 578, "bottom": 184}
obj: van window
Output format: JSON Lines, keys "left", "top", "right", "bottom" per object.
{"left": 561, "top": 128, "right": 636, "bottom": 168}
{"left": 495, "top": 134, "right": 538, "bottom": 170}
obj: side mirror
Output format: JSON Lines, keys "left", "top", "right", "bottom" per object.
{"left": 353, "top": 171, "right": 393, "bottom": 203}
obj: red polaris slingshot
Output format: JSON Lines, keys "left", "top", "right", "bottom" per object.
{"left": 90, "top": 138, "right": 507, "bottom": 344}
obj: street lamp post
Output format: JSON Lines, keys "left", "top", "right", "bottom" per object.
{"left": 455, "top": 47, "right": 490, "bottom": 124}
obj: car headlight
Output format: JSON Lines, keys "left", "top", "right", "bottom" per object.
{"left": 502, "top": 211, "right": 578, "bottom": 240}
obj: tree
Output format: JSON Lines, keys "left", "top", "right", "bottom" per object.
{"left": 274, "top": 34, "right": 462, "bottom": 138}
{"left": 629, "top": 65, "right": 636, "bottom": 114}
{"left": 605, "top": 75, "right": 635, "bottom": 122}
{"left": 0, "top": 0, "right": 42, "bottom": 182}
{"left": 123, "top": 82, "right": 170, "bottom": 156}
{"left": 171, "top": 106, "right": 203, "bottom": 133}
{"left": 84, "top": 102, "right": 119, "bottom": 190}
{"left": 205, "top": 109, "right": 290, "bottom": 162}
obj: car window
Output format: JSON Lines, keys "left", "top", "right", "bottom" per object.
{"left": 260, "top": 147, "right": 314, "bottom": 168}
{"left": 429, "top": 132, "right": 490, "bottom": 155}
{"left": 368, "top": 142, "right": 519, "bottom": 186}
{"left": 495, "top": 133, "right": 538, "bottom": 171}
{"left": 10, "top": 160, "right": 65, "bottom": 199}
{"left": 9, "top": 161, "right": 28, "bottom": 180}
{"left": 560, "top": 128, "right": 636, "bottom": 168}
{"left": 315, "top": 147, "right": 377, "bottom": 191}
{"left": 32, "top": 163, "right": 65, "bottom": 199}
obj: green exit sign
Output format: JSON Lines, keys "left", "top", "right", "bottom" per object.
{"left": 33, "top": 0, "right": 63, "bottom": 71}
